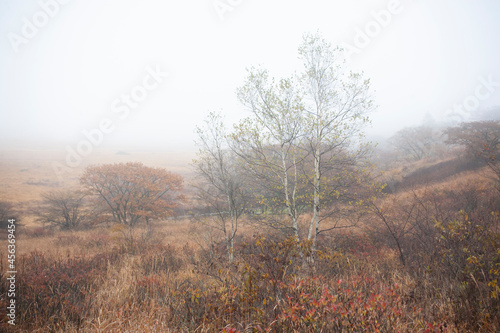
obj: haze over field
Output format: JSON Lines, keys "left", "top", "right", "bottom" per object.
{"left": 1, "top": 0, "right": 500, "bottom": 155}
{"left": 2, "top": 2, "right": 500, "bottom": 331}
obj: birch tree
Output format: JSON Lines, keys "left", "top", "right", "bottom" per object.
{"left": 299, "top": 32, "right": 374, "bottom": 245}
{"left": 231, "top": 68, "right": 307, "bottom": 239}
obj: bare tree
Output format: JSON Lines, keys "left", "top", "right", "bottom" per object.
{"left": 35, "top": 190, "right": 88, "bottom": 229}
{"left": 366, "top": 194, "right": 424, "bottom": 267}
{"left": 389, "top": 126, "right": 442, "bottom": 161}
{"left": 445, "top": 121, "right": 500, "bottom": 158}
{"left": 193, "top": 112, "right": 248, "bottom": 262}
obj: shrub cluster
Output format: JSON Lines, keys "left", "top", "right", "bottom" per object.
{"left": 0, "top": 249, "right": 123, "bottom": 331}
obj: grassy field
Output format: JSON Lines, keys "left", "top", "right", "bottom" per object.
{"left": 0, "top": 148, "right": 195, "bottom": 226}
{"left": 0, "top": 148, "right": 499, "bottom": 332}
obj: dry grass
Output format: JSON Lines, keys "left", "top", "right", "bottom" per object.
{"left": 1, "top": 211, "right": 498, "bottom": 332}
{"left": 0, "top": 148, "right": 195, "bottom": 198}
{"left": 0, "top": 149, "right": 499, "bottom": 332}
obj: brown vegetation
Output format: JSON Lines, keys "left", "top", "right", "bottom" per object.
{"left": 1, "top": 161, "right": 499, "bottom": 332}
{"left": 1, "top": 104, "right": 499, "bottom": 331}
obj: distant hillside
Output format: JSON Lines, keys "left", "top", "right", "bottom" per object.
{"left": 387, "top": 157, "right": 483, "bottom": 193}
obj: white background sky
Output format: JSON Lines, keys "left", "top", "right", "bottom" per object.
{"left": 1, "top": 0, "right": 499, "bottom": 152}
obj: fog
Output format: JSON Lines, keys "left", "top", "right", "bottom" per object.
{"left": 1, "top": 0, "right": 500, "bottom": 153}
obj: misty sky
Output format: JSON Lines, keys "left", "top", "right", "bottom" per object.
{"left": 1, "top": 0, "right": 500, "bottom": 152}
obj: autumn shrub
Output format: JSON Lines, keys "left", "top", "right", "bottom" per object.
{"left": 157, "top": 235, "right": 447, "bottom": 332}
{"left": 0, "top": 249, "right": 123, "bottom": 331}
{"left": 126, "top": 243, "right": 191, "bottom": 311}
{"left": 85, "top": 231, "right": 111, "bottom": 249}
{"left": 381, "top": 182, "right": 500, "bottom": 331}
{"left": 273, "top": 275, "right": 447, "bottom": 333}
{"left": 429, "top": 210, "right": 500, "bottom": 331}
{"left": 240, "top": 235, "right": 306, "bottom": 282}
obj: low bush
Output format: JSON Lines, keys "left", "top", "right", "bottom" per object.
{"left": 0, "top": 249, "right": 123, "bottom": 331}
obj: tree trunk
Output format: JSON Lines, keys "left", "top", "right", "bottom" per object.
{"left": 308, "top": 150, "right": 321, "bottom": 244}
{"left": 307, "top": 150, "right": 321, "bottom": 263}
